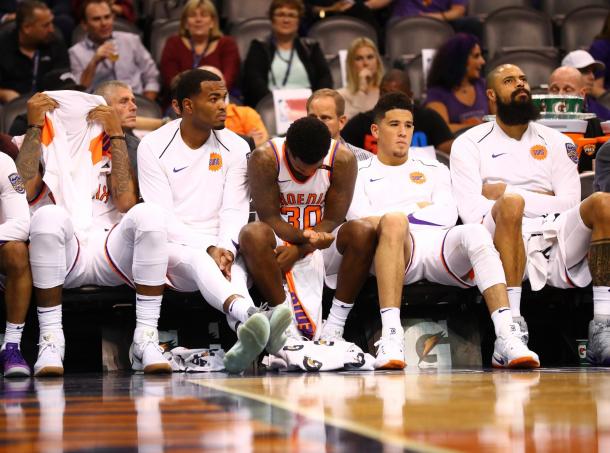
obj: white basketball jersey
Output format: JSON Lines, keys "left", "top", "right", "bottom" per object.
{"left": 269, "top": 137, "right": 339, "bottom": 230}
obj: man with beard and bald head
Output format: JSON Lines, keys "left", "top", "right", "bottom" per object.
{"left": 450, "top": 64, "right": 610, "bottom": 366}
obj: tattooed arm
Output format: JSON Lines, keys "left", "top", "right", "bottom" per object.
{"left": 15, "top": 93, "right": 58, "bottom": 201}
{"left": 87, "top": 106, "right": 138, "bottom": 213}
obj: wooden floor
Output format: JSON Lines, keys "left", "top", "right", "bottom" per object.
{"left": 1, "top": 368, "right": 609, "bottom": 452}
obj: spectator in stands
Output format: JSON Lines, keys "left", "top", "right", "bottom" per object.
{"left": 160, "top": 0, "right": 240, "bottom": 94}
{"left": 0, "top": 1, "right": 69, "bottom": 103}
{"left": 338, "top": 37, "right": 384, "bottom": 120}
{"left": 69, "top": 0, "right": 159, "bottom": 99}
{"left": 561, "top": 51, "right": 609, "bottom": 122}
{"left": 242, "top": 0, "right": 333, "bottom": 107}
{"left": 1, "top": 0, "right": 74, "bottom": 44}
{"left": 424, "top": 33, "right": 488, "bottom": 134}
{"left": 342, "top": 69, "right": 453, "bottom": 154}
{"left": 305, "top": 1, "right": 379, "bottom": 30}
{"left": 589, "top": 13, "right": 610, "bottom": 98}
{"left": 72, "top": 0, "right": 136, "bottom": 23}
{"left": 595, "top": 141, "right": 610, "bottom": 193}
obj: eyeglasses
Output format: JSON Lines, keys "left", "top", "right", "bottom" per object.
{"left": 273, "top": 12, "right": 299, "bottom": 19}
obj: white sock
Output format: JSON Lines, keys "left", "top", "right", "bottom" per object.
{"left": 490, "top": 307, "right": 513, "bottom": 338}
{"left": 380, "top": 307, "right": 402, "bottom": 337}
{"left": 325, "top": 298, "right": 353, "bottom": 329}
{"left": 593, "top": 286, "right": 610, "bottom": 318}
{"left": 135, "top": 294, "right": 162, "bottom": 330}
{"left": 37, "top": 305, "right": 62, "bottom": 334}
{"left": 3, "top": 322, "right": 25, "bottom": 348}
{"left": 227, "top": 295, "right": 253, "bottom": 324}
{"left": 507, "top": 287, "right": 522, "bottom": 317}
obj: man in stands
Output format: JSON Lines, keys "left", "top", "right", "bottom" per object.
{"left": 562, "top": 50, "right": 610, "bottom": 121}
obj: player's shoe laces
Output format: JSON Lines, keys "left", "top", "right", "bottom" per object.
{"left": 492, "top": 323, "right": 540, "bottom": 369}
{"left": 513, "top": 316, "right": 529, "bottom": 345}
{"left": 129, "top": 328, "right": 172, "bottom": 374}
{"left": 224, "top": 313, "right": 270, "bottom": 373}
{"left": 34, "top": 332, "right": 64, "bottom": 377}
{"left": 318, "top": 321, "right": 345, "bottom": 342}
{"left": 0, "top": 343, "right": 31, "bottom": 378}
{"left": 249, "top": 303, "right": 293, "bottom": 355}
{"left": 587, "top": 318, "right": 610, "bottom": 366}
{"left": 374, "top": 334, "right": 406, "bottom": 370}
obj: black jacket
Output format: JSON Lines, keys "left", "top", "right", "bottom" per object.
{"left": 242, "top": 35, "right": 333, "bottom": 107}
{"left": 595, "top": 141, "right": 610, "bottom": 193}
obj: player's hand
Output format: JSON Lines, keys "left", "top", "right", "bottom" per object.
{"left": 87, "top": 105, "right": 123, "bottom": 136}
{"left": 207, "top": 246, "right": 234, "bottom": 280}
{"left": 303, "top": 229, "right": 335, "bottom": 250}
{"left": 27, "top": 93, "right": 58, "bottom": 126}
{"left": 275, "top": 245, "right": 300, "bottom": 273}
{"left": 482, "top": 183, "right": 507, "bottom": 200}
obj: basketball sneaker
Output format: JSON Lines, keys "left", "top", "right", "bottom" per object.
{"left": 33, "top": 331, "right": 65, "bottom": 377}
{"left": 129, "top": 328, "right": 172, "bottom": 374}
{"left": 374, "top": 334, "right": 406, "bottom": 370}
{"left": 248, "top": 304, "right": 293, "bottom": 355}
{"left": 513, "top": 316, "right": 529, "bottom": 345}
{"left": 223, "top": 313, "right": 270, "bottom": 373}
{"left": 319, "top": 321, "right": 345, "bottom": 342}
{"left": 0, "top": 343, "right": 31, "bottom": 377}
{"left": 492, "top": 323, "right": 540, "bottom": 369}
{"left": 586, "top": 318, "right": 610, "bottom": 366}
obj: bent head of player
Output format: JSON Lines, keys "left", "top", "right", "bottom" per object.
{"left": 284, "top": 116, "right": 331, "bottom": 179}
{"left": 487, "top": 64, "right": 539, "bottom": 126}
{"left": 176, "top": 68, "right": 227, "bottom": 133}
{"left": 371, "top": 92, "right": 414, "bottom": 164}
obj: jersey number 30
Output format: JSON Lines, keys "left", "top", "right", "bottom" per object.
{"left": 281, "top": 205, "right": 322, "bottom": 229}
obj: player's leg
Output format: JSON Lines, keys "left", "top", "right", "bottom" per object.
{"left": 440, "top": 225, "right": 539, "bottom": 368}
{"left": 576, "top": 193, "right": 610, "bottom": 365}
{"left": 320, "top": 219, "right": 376, "bottom": 341}
{"left": 0, "top": 242, "right": 32, "bottom": 377}
{"left": 28, "top": 205, "right": 77, "bottom": 377}
{"left": 106, "top": 203, "right": 171, "bottom": 373}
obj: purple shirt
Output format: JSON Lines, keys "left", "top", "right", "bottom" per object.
{"left": 589, "top": 39, "right": 610, "bottom": 90}
{"left": 392, "top": 0, "right": 468, "bottom": 17}
{"left": 424, "top": 78, "right": 488, "bottom": 124}
{"left": 586, "top": 96, "right": 610, "bottom": 122}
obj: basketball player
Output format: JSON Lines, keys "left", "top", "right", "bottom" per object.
{"left": 450, "top": 64, "right": 610, "bottom": 366}
{"left": 345, "top": 92, "right": 538, "bottom": 369}
{"left": 137, "top": 69, "right": 292, "bottom": 373}
{"left": 17, "top": 91, "right": 171, "bottom": 376}
{"left": 238, "top": 116, "right": 376, "bottom": 343}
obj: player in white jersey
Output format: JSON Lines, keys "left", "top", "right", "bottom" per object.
{"left": 450, "top": 64, "right": 610, "bottom": 366}
{"left": 17, "top": 90, "right": 172, "bottom": 376}
{"left": 239, "top": 116, "right": 376, "bottom": 343}
{"left": 0, "top": 151, "right": 33, "bottom": 377}
{"left": 137, "top": 69, "right": 291, "bottom": 373}
{"left": 345, "top": 92, "right": 539, "bottom": 369}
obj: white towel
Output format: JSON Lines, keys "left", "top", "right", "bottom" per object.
{"left": 163, "top": 346, "right": 226, "bottom": 372}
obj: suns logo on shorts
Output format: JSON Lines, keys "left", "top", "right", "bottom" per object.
{"left": 209, "top": 152, "right": 222, "bottom": 171}
{"left": 530, "top": 145, "right": 547, "bottom": 160}
{"left": 409, "top": 171, "right": 426, "bottom": 184}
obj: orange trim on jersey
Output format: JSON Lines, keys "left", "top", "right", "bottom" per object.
{"left": 325, "top": 139, "right": 339, "bottom": 184}
{"left": 41, "top": 117, "right": 55, "bottom": 147}
{"left": 268, "top": 139, "right": 281, "bottom": 173}
{"left": 440, "top": 230, "right": 473, "bottom": 288}
{"left": 104, "top": 224, "right": 135, "bottom": 289}
{"left": 404, "top": 232, "right": 415, "bottom": 277}
{"left": 89, "top": 132, "right": 111, "bottom": 165}
{"left": 285, "top": 270, "right": 316, "bottom": 339}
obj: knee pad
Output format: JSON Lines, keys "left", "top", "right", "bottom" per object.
{"left": 30, "top": 205, "right": 72, "bottom": 241}
{"left": 458, "top": 225, "right": 505, "bottom": 292}
{"left": 125, "top": 202, "right": 167, "bottom": 233}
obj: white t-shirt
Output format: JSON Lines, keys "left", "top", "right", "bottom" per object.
{"left": 450, "top": 120, "right": 581, "bottom": 229}
{"left": 0, "top": 153, "right": 29, "bottom": 242}
{"left": 137, "top": 120, "right": 250, "bottom": 256}
{"left": 347, "top": 154, "right": 457, "bottom": 230}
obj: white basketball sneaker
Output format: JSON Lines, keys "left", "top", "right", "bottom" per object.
{"left": 492, "top": 323, "right": 540, "bottom": 369}
{"left": 223, "top": 313, "right": 270, "bottom": 373}
{"left": 374, "top": 334, "right": 406, "bottom": 370}
{"left": 319, "top": 321, "right": 345, "bottom": 343}
{"left": 129, "top": 328, "right": 172, "bottom": 374}
{"left": 34, "top": 331, "right": 65, "bottom": 377}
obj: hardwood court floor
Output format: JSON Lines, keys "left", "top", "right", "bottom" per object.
{"left": 0, "top": 368, "right": 609, "bottom": 452}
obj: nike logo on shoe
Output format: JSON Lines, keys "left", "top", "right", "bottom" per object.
{"left": 491, "top": 153, "right": 507, "bottom": 158}
{"left": 370, "top": 177, "right": 384, "bottom": 182}
{"left": 173, "top": 166, "right": 189, "bottom": 173}
{"left": 495, "top": 355, "right": 505, "bottom": 365}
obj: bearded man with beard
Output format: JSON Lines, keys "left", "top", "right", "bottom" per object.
{"left": 449, "top": 64, "right": 610, "bottom": 366}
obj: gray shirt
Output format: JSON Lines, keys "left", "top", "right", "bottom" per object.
{"left": 594, "top": 141, "right": 610, "bottom": 193}
{"left": 69, "top": 31, "right": 160, "bottom": 94}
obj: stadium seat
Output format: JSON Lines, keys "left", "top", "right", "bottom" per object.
{"left": 561, "top": 6, "right": 610, "bottom": 52}
{"left": 580, "top": 171, "right": 595, "bottom": 200}
{"left": 483, "top": 7, "right": 555, "bottom": 59}
{"left": 255, "top": 93, "right": 276, "bottom": 138}
{"left": 327, "top": 55, "right": 344, "bottom": 89}
{"left": 1, "top": 95, "right": 29, "bottom": 135}
{"left": 151, "top": 0, "right": 186, "bottom": 21}
{"left": 223, "top": 0, "right": 271, "bottom": 27}
{"left": 308, "top": 16, "right": 377, "bottom": 60}
{"left": 487, "top": 51, "right": 558, "bottom": 90}
{"left": 150, "top": 19, "right": 180, "bottom": 65}
{"left": 135, "top": 94, "right": 162, "bottom": 118}
{"left": 71, "top": 17, "right": 143, "bottom": 44}
{"left": 231, "top": 18, "right": 272, "bottom": 64}
{"left": 540, "top": 0, "right": 609, "bottom": 22}
{"left": 468, "top": 0, "right": 531, "bottom": 19}
{"left": 404, "top": 55, "right": 425, "bottom": 102}
{"left": 385, "top": 17, "right": 454, "bottom": 65}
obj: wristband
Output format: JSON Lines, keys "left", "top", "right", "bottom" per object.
{"left": 108, "top": 135, "right": 126, "bottom": 141}
{"left": 28, "top": 124, "right": 43, "bottom": 130}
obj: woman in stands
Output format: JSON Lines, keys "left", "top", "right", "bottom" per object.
{"left": 159, "top": 0, "right": 240, "bottom": 92}
{"left": 242, "top": 0, "right": 333, "bottom": 107}
{"left": 424, "top": 33, "right": 487, "bottom": 134}
{"left": 589, "top": 12, "right": 610, "bottom": 98}
{"left": 338, "top": 37, "right": 384, "bottom": 120}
